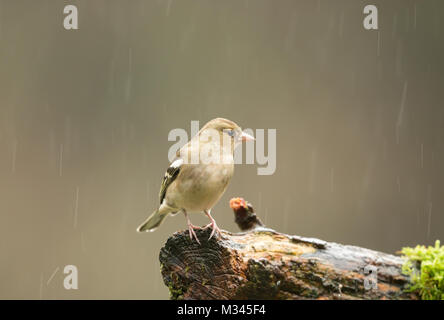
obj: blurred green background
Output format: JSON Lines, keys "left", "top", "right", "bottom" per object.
{"left": 0, "top": 0, "right": 443, "bottom": 299}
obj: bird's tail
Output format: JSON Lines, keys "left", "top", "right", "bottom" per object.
{"left": 137, "top": 209, "right": 169, "bottom": 232}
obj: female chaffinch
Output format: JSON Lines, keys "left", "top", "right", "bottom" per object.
{"left": 137, "top": 118, "right": 254, "bottom": 243}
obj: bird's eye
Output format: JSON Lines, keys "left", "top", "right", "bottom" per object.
{"left": 227, "top": 130, "right": 235, "bottom": 137}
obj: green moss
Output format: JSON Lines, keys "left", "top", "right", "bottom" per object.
{"left": 401, "top": 240, "right": 444, "bottom": 300}
{"left": 168, "top": 283, "right": 184, "bottom": 300}
{"left": 164, "top": 271, "right": 187, "bottom": 300}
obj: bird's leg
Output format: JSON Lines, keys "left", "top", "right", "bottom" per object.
{"left": 183, "top": 210, "right": 201, "bottom": 244}
{"left": 203, "top": 209, "right": 221, "bottom": 240}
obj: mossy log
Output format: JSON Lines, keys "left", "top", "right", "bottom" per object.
{"left": 159, "top": 199, "right": 419, "bottom": 300}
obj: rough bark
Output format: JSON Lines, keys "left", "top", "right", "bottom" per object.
{"left": 159, "top": 199, "right": 418, "bottom": 300}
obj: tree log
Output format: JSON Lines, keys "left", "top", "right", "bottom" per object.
{"left": 159, "top": 199, "right": 418, "bottom": 300}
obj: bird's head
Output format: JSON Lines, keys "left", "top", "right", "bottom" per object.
{"left": 200, "top": 118, "right": 255, "bottom": 147}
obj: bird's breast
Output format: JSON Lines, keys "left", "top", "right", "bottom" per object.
{"left": 167, "top": 163, "right": 234, "bottom": 212}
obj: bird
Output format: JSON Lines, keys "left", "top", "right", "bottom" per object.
{"left": 137, "top": 118, "right": 255, "bottom": 243}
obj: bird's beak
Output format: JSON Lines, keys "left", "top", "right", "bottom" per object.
{"left": 241, "top": 131, "right": 255, "bottom": 142}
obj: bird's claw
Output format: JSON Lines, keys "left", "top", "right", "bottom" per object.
{"left": 188, "top": 223, "right": 201, "bottom": 244}
{"left": 203, "top": 222, "right": 221, "bottom": 240}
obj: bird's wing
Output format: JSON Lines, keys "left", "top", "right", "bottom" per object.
{"left": 159, "top": 158, "right": 183, "bottom": 204}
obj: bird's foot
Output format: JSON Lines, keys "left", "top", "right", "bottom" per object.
{"left": 203, "top": 221, "right": 221, "bottom": 240}
{"left": 187, "top": 223, "right": 201, "bottom": 244}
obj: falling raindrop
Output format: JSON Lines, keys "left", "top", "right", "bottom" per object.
{"left": 426, "top": 184, "right": 432, "bottom": 240}
{"left": 392, "top": 13, "right": 398, "bottom": 37}
{"left": 427, "top": 202, "right": 433, "bottom": 240}
{"left": 413, "top": 4, "right": 417, "bottom": 30}
{"left": 80, "top": 232, "right": 86, "bottom": 253}
{"left": 308, "top": 148, "right": 317, "bottom": 194}
{"left": 125, "top": 47, "right": 133, "bottom": 104}
{"left": 338, "top": 11, "right": 344, "bottom": 38}
{"left": 11, "top": 139, "right": 17, "bottom": 173}
{"left": 377, "top": 31, "right": 381, "bottom": 56}
{"left": 396, "top": 81, "right": 408, "bottom": 144}
{"left": 59, "top": 144, "right": 64, "bottom": 177}
{"left": 46, "top": 267, "right": 59, "bottom": 286}
{"left": 166, "top": 0, "right": 173, "bottom": 17}
{"left": 73, "top": 187, "right": 79, "bottom": 228}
